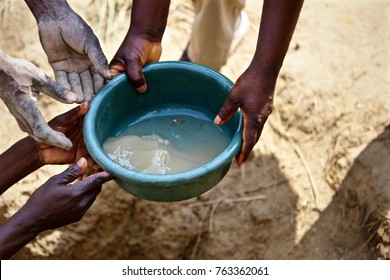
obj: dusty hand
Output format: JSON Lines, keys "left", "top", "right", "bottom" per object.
{"left": 18, "top": 158, "right": 112, "bottom": 233}
{"left": 214, "top": 70, "right": 275, "bottom": 165}
{"left": 0, "top": 52, "right": 78, "bottom": 149}
{"left": 35, "top": 4, "right": 112, "bottom": 101}
{"left": 110, "top": 35, "right": 162, "bottom": 93}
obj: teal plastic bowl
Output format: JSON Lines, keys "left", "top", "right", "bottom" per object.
{"left": 84, "top": 61, "right": 242, "bottom": 202}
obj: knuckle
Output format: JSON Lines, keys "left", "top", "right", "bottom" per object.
{"left": 67, "top": 166, "right": 81, "bottom": 178}
{"left": 87, "top": 36, "right": 107, "bottom": 63}
{"left": 253, "top": 110, "right": 271, "bottom": 127}
{"left": 91, "top": 176, "right": 103, "bottom": 188}
{"left": 263, "top": 102, "right": 273, "bottom": 117}
{"left": 32, "top": 124, "right": 53, "bottom": 140}
{"left": 244, "top": 136, "right": 257, "bottom": 150}
{"left": 31, "top": 123, "right": 46, "bottom": 137}
{"left": 129, "top": 75, "right": 145, "bottom": 89}
{"left": 95, "top": 176, "right": 103, "bottom": 186}
{"left": 13, "top": 90, "right": 29, "bottom": 101}
{"left": 45, "top": 176, "right": 58, "bottom": 186}
{"left": 218, "top": 104, "right": 232, "bottom": 119}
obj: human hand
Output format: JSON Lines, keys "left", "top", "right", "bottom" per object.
{"left": 33, "top": 2, "right": 113, "bottom": 101}
{"left": 110, "top": 35, "right": 162, "bottom": 93}
{"left": 0, "top": 157, "right": 112, "bottom": 259}
{"left": 36, "top": 102, "right": 99, "bottom": 170}
{"left": 214, "top": 70, "right": 275, "bottom": 165}
{"left": 18, "top": 158, "right": 112, "bottom": 233}
{"left": 0, "top": 51, "right": 78, "bottom": 149}
{"left": 109, "top": 0, "right": 170, "bottom": 92}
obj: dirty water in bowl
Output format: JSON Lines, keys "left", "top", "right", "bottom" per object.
{"left": 103, "top": 108, "right": 231, "bottom": 174}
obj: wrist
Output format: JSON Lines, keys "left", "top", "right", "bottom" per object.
{"left": 25, "top": 0, "right": 70, "bottom": 21}
{"left": 129, "top": 0, "right": 170, "bottom": 42}
{"left": 17, "top": 136, "right": 45, "bottom": 167}
{"left": 0, "top": 137, "right": 44, "bottom": 194}
{"left": 246, "top": 62, "right": 280, "bottom": 84}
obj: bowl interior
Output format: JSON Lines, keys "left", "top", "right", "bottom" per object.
{"left": 84, "top": 62, "right": 242, "bottom": 201}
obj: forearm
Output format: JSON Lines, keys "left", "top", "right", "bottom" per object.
{"left": 0, "top": 211, "right": 38, "bottom": 259}
{"left": 0, "top": 137, "right": 43, "bottom": 195}
{"left": 250, "top": 0, "right": 304, "bottom": 78}
{"left": 129, "top": 0, "right": 171, "bottom": 41}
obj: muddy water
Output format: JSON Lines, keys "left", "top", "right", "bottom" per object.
{"left": 103, "top": 109, "right": 231, "bottom": 174}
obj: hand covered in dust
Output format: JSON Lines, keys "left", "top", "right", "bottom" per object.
{"left": 27, "top": 0, "right": 113, "bottom": 101}
{"left": 0, "top": 50, "right": 78, "bottom": 149}
{"left": 214, "top": 68, "right": 275, "bottom": 165}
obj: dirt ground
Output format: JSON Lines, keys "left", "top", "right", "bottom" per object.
{"left": 0, "top": 0, "right": 389, "bottom": 259}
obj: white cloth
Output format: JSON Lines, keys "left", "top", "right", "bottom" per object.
{"left": 188, "top": 0, "right": 246, "bottom": 70}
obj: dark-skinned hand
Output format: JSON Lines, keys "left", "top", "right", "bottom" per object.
{"left": 19, "top": 158, "right": 112, "bottom": 232}
{"left": 36, "top": 102, "right": 99, "bottom": 170}
{"left": 110, "top": 35, "right": 162, "bottom": 93}
{"left": 214, "top": 69, "right": 275, "bottom": 165}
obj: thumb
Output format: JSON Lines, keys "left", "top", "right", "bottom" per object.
{"left": 126, "top": 60, "right": 147, "bottom": 93}
{"left": 48, "top": 102, "right": 89, "bottom": 130}
{"left": 86, "top": 37, "right": 114, "bottom": 80}
{"left": 76, "top": 171, "right": 114, "bottom": 193}
{"left": 109, "top": 59, "right": 147, "bottom": 93}
{"left": 54, "top": 158, "right": 88, "bottom": 185}
{"left": 214, "top": 95, "right": 240, "bottom": 126}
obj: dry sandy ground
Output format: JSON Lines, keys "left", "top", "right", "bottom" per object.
{"left": 0, "top": 0, "right": 389, "bottom": 259}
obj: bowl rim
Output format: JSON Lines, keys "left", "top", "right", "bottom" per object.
{"left": 84, "top": 61, "right": 243, "bottom": 185}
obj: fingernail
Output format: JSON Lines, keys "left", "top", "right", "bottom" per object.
{"left": 106, "top": 69, "right": 115, "bottom": 79}
{"left": 62, "top": 138, "right": 73, "bottom": 150}
{"left": 76, "top": 157, "right": 87, "bottom": 169}
{"left": 136, "top": 85, "right": 147, "bottom": 93}
{"left": 214, "top": 115, "right": 222, "bottom": 125}
{"left": 79, "top": 102, "right": 90, "bottom": 112}
{"left": 68, "top": 92, "right": 78, "bottom": 103}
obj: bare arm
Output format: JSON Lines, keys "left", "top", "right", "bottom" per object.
{"left": 251, "top": 0, "right": 304, "bottom": 76}
{"left": 0, "top": 102, "right": 95, "bottom": 195}
{"left": 0, "top": 159, "right": 112, "bottom": 259}
{"left": 215, "top": 0, "right": 304, "bottom": 165}
{"left": 0, "top": 138, "right": 42, "bottom": 195}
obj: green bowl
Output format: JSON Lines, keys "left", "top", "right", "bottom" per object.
{"left": 83, "top": 61, "right": 242, "bottom": 202}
